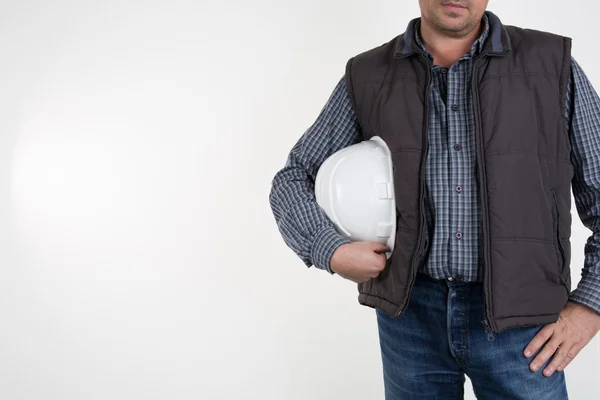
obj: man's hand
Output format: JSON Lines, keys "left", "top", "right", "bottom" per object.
{"left": 523, "top": 300, "right": 600, "bottom": 376}
{"left": 330, "top": 241, "right": 389, "bottom": 283}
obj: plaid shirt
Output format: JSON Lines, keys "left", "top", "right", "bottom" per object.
{"left": 269, "top": 14, "right": 600, "bottom": 316}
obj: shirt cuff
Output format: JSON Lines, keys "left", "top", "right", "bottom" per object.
{"left": 311, "top": 225, "right": 351, "bottom": 275}
{"left": 568, "top": 271, "right": 600, "bottom": 316}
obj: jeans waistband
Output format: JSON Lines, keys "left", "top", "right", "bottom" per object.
{"left": 416, "top": 271, "right": 481, "bottom": 287}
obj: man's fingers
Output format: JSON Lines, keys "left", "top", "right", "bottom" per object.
{"left": 524, "top": 324, "right": 554, "bottom": 358}
{"left": 529, "top": 336, "right": 564, "bottom": 373}
{"left": 556, "top": 342, "right": 584, "bottom": 372}
{"left": 542, "top": 340, "right": 577, "bottom": 376}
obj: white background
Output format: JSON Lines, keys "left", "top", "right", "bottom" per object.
{"left": 0, "top": 0, "right": 598, "bottom": 399}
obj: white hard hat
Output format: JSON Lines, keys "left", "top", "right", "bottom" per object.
{"left": 315, "top": 136, "right": 396, "bottom": 259}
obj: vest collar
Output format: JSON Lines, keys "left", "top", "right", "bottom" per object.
{"left": 393, "top": 10, "right": 512, "bottom": 58}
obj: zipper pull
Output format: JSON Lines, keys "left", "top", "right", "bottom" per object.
{"left": 481, "top": 319, "right": 495, "bottom": 341}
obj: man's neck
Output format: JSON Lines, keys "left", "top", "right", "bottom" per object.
{"left": 418, "top": 18, "right": 484, "bottom": 67}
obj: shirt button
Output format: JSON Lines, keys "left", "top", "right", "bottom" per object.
{"left": 456, "top": 185, "right": 462, "bottom": 192}
{"left": 451, "top": 104, "right": 458, "bottom": 111}
{"left": 441, "top": 68, "right": 448, "bottom": 73}
{"left": 455, "top": 232, "right": 462, "bottom": 239}
{"left": 454, "top": 144, "right": 461, "bottom": 151}
{"left": 447, "top": 277, "right": 454, "bottom": 281}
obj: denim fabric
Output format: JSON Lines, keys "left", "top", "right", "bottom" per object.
{"left": 376, "top": 272, "right": 569, "bottom": 399}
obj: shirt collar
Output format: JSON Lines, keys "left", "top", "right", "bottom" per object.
{"left": 393, "top": 10, "right": 511, "bottom": 59}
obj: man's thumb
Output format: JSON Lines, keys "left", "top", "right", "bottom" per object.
{"left": 369, "top": 241, "right": 390, "bottom": 253}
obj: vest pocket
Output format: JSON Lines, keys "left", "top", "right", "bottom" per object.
{"left": 550, "top": 190, "right": 566, "bottom": 283}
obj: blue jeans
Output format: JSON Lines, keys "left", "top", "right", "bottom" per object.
{"left": 376, "top": 271, "right": 569, "bottom": 399}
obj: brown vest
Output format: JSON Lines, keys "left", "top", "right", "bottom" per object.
{"left": 344, "top": 11, "right": 573, "bottom": 332}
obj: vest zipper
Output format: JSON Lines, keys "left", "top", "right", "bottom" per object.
{"left": 471, "top": 49, "right": 511, "bottom": 333}
{"left": 394, "top": 54, "right": 432, "bottom": 318}
{"left": 481, "top": 318, "right": 495, "bottom": 341}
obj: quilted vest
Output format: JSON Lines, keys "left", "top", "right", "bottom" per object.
{"left": 344, "top": 11, "right": 573, "bottom": 332}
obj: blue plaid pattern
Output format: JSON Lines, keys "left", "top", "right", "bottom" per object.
{"left": 268, "top": 17, "right": 600, "bottom": 315}
{"left": 565, "top": 58, "right": 600, "bottom": 314}
{"left": 268, "top": 80, "right": 357, "bottom": 274}
{"left": 414, "top": 15, "right": 489, "bottom": 285}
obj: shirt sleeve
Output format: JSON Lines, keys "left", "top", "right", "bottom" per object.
{"left": 565, "top": 56, "right": 600, "bottom": 316}
{"left": 268, "top": 76, "right": 362, "bottom": 274}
